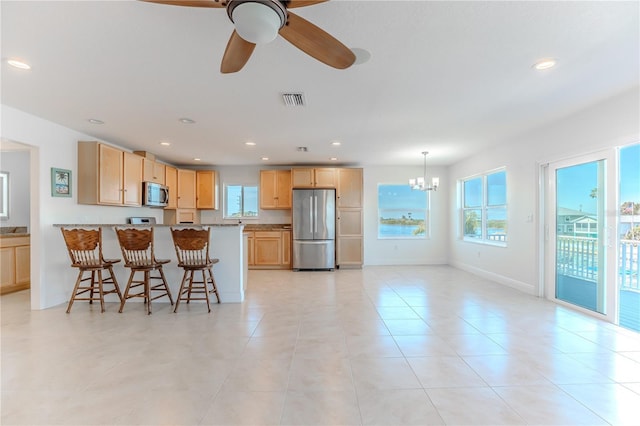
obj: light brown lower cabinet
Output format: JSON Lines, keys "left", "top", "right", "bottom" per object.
{"left": 0, "top": 236, "right": 30, "bottom": 295}
{"left": 337, "top": 208, "right": 363, "bottom": 268}
{"left": 245, "top": 230, "right": 291, "bottom": 269}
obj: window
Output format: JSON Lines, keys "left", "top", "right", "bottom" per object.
{"left": 378, "top": 184, "right": 428, "bottom": 239}
{"left": 224, "top": 184, "right": 258, "bottom": 219}
{"left": 462, "top": 169, "right": 507, "bottom": 243}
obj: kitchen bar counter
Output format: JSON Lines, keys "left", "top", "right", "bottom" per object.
{"left": 53, "top": 224, "right": 246, "bottom": 303}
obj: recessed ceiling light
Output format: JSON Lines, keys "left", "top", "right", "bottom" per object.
{"left": 193, "top": 158, "right": 201, "bottom": 161}
{"left": 179, "top": 118, "right": 196, "bottom": 124}
{"left": 331, "top": 141, "right": 341, "bottom": 146}
{"left": 7, "top": 59, "right": 31, "bottom": 70}
{"left": 261, "top": 157, "right": 269, "bottom": 161}
{"left": 245, "top": 141, "right": 256, "bottom": 146}
{"left": 533, "top": 58, "right": 556, "bottom": 70}
{"left": 88, "top": 118, "right": 104, "bottom": 125}
{"left": 159, "top": 141, "right": 171, "bottom": 146}
{"left": 330, "top": 157, "right": 338, "bottom": 161}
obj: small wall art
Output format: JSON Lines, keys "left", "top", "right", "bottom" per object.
{"left": 51, "top": 168, "right": 71, "bottom": 197}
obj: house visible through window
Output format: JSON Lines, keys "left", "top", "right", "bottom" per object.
{"left": 378, "top": 184, "right": 428, "bottom": 239}
{"left": 462, "top": 169, "right": 507, "bottom": 243}
{"left": 224, "top": 184, "right": 258, "bottom": 219}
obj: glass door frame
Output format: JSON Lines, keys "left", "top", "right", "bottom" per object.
{"left": 542, "top": 148, "right": 619, "bottom": 324}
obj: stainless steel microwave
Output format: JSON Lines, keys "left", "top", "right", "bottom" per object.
{"left": 143, "top": 182, "right": 169, "bottom": 207}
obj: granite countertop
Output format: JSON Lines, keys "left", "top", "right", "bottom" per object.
{"left": 243, "top": 224, "right": 292, "bottom": 231}
{"left": 0, "top": 233, "right": 30, "bottom": 238}
{"left": 0, "top": 226, "right": 29, "bottom": 237}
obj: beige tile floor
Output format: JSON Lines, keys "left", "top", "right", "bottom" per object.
{"left": 2, "top": 265, "right": 640, "bottom": 425}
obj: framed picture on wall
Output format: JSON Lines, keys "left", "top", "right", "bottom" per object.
{"left": 51, "top": 168, "right": 71, "bottom": 197}
{"left": 0, "top": 171, "right": 8, "bottom": 219}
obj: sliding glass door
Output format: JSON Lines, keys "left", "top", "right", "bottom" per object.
{"left": 618, "top": 144, "right": 640, "bottom": 331}
{"left": 553, "top": 158, "right": 606, "bottom": 313}
{"left": 545, "top": 145, "right": 639, "bottom": 332}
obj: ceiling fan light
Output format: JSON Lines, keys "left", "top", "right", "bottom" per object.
{"left": 231, "top": 2, "right": 284, "bottom": 44}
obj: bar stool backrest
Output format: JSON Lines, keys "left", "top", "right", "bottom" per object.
{"left": 61, "top": 227, "right": 104, "bottom": 267}
{"left": 171, "top": 227, "right": 211, "bottom": 266}
{"left": 115, "top": 227, "right": 157, "bottom": 267}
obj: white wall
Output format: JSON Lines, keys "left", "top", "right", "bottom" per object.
{"left": 1, "top": 105, "right": 172, "bottom": 309}
{"left": 364, "top": 165, "right": 449, "bottom": 265}
{"left": 0, "top": 150, "right": 30, "bottom": 229}
{"left": 448, "top": 88, "right": 640, "bottom": 295}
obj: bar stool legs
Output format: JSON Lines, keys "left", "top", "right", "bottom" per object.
{"left": 174, "top": 266, "right": 220, "bottom": 313}
{"left": 66, "top": 265, "right": 122, "bottom": 313}
{"left": 118, "top": 267, "right": 174, "bottom": 315}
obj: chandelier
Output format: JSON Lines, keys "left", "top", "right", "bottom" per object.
{"left": 409, "top": 151, "right": 439, "bottom": 191}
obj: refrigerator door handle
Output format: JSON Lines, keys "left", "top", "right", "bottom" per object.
{"left": 309, "top": 196, "right": 313, "bottom": 234}
{"left": 314, "top": 195, "right": 318, "bottom": 233}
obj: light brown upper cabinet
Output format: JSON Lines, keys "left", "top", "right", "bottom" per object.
{"left": 291, "top": 167, "right": 336, "bottom": 188}
{"left": 177, "top": 169, "right": 196, "bottom": 209}
{"left": 141, "top": 158, "right": 166, "bottom": 185}
{"left": 337, "top": 168, "right": 363, "bottom": 208}
{"left": 164, "top": 165, "right": 178, "bottom": 209}
{"left": 196, "top": 170, "right": 219, "bottom": 210}
{"left": 78, "top": 141, "right": 142, "bottom": 206}
{"left": 260, "top": 169, "right": 292, "bottom": 209}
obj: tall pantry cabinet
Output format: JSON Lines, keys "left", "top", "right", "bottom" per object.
{"left": 336, "top": 168, "right": 363, "bottom": 268}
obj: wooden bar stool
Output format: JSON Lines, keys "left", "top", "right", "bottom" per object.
{"left": 114, "top": 227, "right": 174, "bottom": 315}
{"left": 60, "top": 227, "right": 123, "bottom": 313}
{"left": 170, "top": 226, "right": 221, "bottom": 312}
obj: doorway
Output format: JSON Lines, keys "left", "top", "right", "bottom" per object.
{"left": 0, "top": 140, "right": 32, "bottom": 305}
{"left": 544, "top": 144, "right": 639, "bottom": 332}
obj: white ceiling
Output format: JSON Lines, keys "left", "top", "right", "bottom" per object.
{"left": 2, "top": 0, "right": 638, "bottom": 167}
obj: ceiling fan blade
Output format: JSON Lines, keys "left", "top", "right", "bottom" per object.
{"left": 221, "top": 30, "right": 256, "bottom": 74}
{"left": 279, "top": 12, "right": 355, "bottom": 69}
{"left": 141, "top": 0, "right": 224, "bottom": 8}
{"left": 287, "top": 0, "right": 329, "bottom": 8}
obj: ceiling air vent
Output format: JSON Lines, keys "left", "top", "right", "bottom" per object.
{"left": 282, "top": 92, "right": 306, "bottom": 107}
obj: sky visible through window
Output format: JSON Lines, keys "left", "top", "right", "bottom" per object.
{"left": 557, "top": 144, "right": 639, "bottom": 214}
{"left": 225, "top": 185, "right": 258, "bottom": 218}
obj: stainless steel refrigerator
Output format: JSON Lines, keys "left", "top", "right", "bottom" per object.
{"left": 292, "top": 188, "right": 336, "bottom": 270}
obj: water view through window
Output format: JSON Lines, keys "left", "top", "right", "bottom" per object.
{"left": 378, "top": 184, "right": 428, "bottom": 239}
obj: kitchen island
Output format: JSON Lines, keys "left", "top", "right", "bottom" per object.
{"left": 54, "top": 224, "right": 246, "bottom": 303}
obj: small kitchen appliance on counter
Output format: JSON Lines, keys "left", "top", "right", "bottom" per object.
{"left": 127, "top": 217, "right": 157, "bottom": 225}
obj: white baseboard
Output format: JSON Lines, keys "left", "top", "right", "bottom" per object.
{"left": 449, "top": 261, "right": 537, "bottom": 295}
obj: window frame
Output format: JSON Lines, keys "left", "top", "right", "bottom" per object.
{"left": 377, "top": 183, "right": 430, "bottom": 240}
{"left": 461, "top": 168, "right": 507, "bottom": 246}
{"left": 223, "top": 183, "right": 259, "bottom": 220}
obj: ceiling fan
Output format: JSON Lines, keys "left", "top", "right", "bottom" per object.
{"left": 142, "top": 0, "right": 356, "bottom": 73}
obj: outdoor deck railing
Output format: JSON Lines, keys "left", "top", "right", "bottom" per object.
{"left": 556, "top": 236, "right": 639, "bottom": 291}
